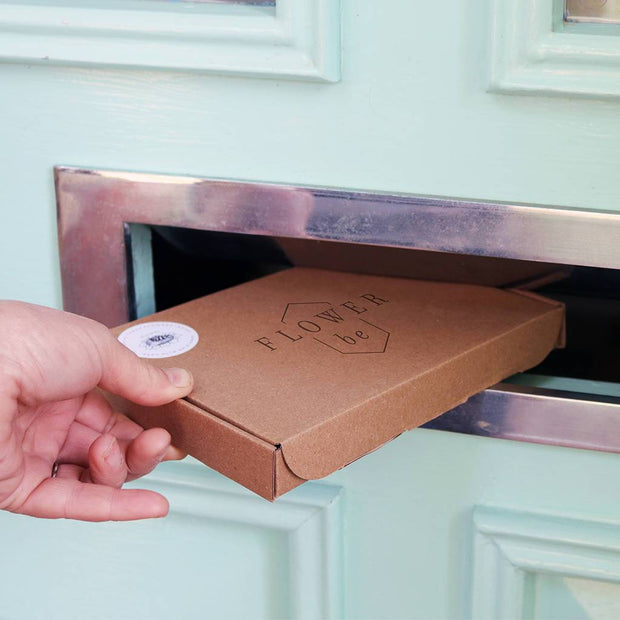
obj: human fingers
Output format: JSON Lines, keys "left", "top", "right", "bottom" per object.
{"left": 75, "top": 390, "right": 145, "bottom": 439}
{"left": 15, "top": 477, "right": 169, "bottom": 521}
{"left": 0, "top": 301, "right": 193, "bottom": 406}
{"left": 120, "top": 428, "right": 172, "bottom": 482}
{"left": 60, "top": 390, "right": 186, "bottom": 467}
{"left": 83, "top": 434, "right": 128, "bottom": 488}
{"left": 55, "top": 390, "right": 139, "bottom": 466}
{"left": 97, "top": 330, "right": 194, "bottom": 406}
{"left": 79, "top": 390, "right": 188, "bottom": 460}
{"left": 162, "top": 444, "right": 187, "bottom": 462}
{"left": 59, "top": 420, "right": 185, "bottom": 469}
{"left": 55, "top": 464, "right": 84, "bottom": 480}
{"left": 84, "top": 428, "right": 171, "bottom": 487}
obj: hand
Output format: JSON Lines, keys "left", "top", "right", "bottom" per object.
{"left": 0, "top": 301, "right": 194, "bottom": 521}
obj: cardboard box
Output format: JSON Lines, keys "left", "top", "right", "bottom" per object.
{"left": 277, "top": 238, "right": 568, "bottom": 288}
{"left": 110, "top": 268, "right": 565, "bottom": 500}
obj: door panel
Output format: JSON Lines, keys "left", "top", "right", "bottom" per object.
{"left": 0, "top": 464, "right": 342, "bottom": 620}
{"left": 2, "top": 432, "right": 620, "bottom": 618}
{"left": 1, "top": 1, "right": 620, "bottom": 619}
{"left": 2, "top": 1, "right": 620, "bottom": 306}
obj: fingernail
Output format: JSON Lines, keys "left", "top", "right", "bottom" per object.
{"left": 103, "top": 438, "right": 123, "bottom": 469}
{"left": 155, "top": 442, "right": 168, "bottom": 465}
{"left": 163, "top": 367, "right": 193, "bottom": 389}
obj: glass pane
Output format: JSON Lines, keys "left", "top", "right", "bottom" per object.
{"left": 565, "top": 0, "right": 620, "bottom": 23}
{"left": 533, "top": 573, "right": 620, "bottom": 620}
{"left": 148, "top": 0, "right": 275, "bottom": 4}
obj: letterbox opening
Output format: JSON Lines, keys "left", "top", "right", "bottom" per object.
{"left": 127, "top": 224, "right": 619, "bottom": 386}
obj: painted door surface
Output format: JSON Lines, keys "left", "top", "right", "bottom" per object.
{"left": 1, "top": 1, "right": 620, "bottom": 619}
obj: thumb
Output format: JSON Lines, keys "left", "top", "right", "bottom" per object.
{"left": 98, "top": 334, "right": 193, "bottom": 406}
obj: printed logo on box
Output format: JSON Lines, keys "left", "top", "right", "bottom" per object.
{"left": 118, "top": 321, "right": 199, "bottom": 359}
{"left": 255, "top": 293, "right": 390, "bottom": 354}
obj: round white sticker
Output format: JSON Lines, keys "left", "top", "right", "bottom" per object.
{"left": 118, "top": 321, "right": 199, "bottom": 359}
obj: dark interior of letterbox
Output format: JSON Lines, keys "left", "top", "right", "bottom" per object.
{"left": 130, "top": 225, "right": 620, "bottom": 384}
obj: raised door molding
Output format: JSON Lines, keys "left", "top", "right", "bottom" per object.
{"left": 138, "top": 461, "right": 344, "bottom": 619}
{"left": 0, "top": 0, "right": 340, "bottom": 81}
{"left": 490, "top": 0, "right": 620, "bottom": 98}
{"left": 472, "top": 505, "right": 620, "bottom": 618}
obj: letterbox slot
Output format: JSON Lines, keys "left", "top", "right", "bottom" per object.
{"left": 132, "top": 224, "right": 619, "bottom": 387}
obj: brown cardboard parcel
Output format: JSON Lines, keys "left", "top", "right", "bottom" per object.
{"left": 109, "top": 267, "right": 565, "bottom": 500}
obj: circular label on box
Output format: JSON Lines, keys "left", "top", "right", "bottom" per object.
{"left": 118, "top": 321, "right": 199, "bottom": 359}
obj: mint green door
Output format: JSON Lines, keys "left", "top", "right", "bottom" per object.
{"left": 1, "top": 1, "right": 620, "bottom": 619}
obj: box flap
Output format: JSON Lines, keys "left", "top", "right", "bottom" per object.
{"left": 113, "top": 268, "right": 564, "bottom": 486}
{"left": 277, "top": 239, "right": 566, "bottom": 288}
{"left": 509, "top": 287, "right": 566, "bottom": 348}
